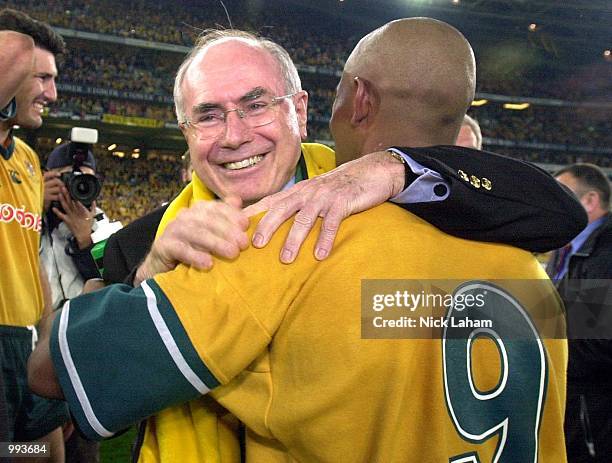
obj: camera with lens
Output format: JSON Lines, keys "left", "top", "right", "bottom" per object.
{"left": 58, "top": 169, "right": 101, "bottom": 209}
{"left": 51, "top": 127, "right": 101, "bottom": 210}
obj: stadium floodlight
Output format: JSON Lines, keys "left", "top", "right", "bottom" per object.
{"left": 471, "top": 99, "right": 488, "bottom": 107}
{"left": 503, "top": 103, "right": 530, "bottom": 110}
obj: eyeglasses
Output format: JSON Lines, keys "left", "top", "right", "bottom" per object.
{"left": 180, "top": 92, "right": 300, "bottom": 140}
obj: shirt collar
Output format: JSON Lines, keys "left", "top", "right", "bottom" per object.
{"left": 281, "top": 152, "right": 308, "bottom": 191}
{"left": 282, "top": 175, "right": 296, "bottom": 191}
{"left": 0, "top": 132, "right": 15, "bottom": 160}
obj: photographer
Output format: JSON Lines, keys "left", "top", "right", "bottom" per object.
{"left": 40, "top": 142, "right": 105, "bottom": 310}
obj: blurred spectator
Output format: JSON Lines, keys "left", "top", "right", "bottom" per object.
{"left": 546, "top": 163, "right": 612, "bottom": 462}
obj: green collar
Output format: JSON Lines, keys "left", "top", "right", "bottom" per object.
{"left": 295, "top": 153, "right": 308, "bottom": 183}
{"left": 0, "top": 133, "right": 15, "bottom": 161}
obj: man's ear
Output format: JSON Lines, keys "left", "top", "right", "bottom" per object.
{"left": 580, "top": 191, "right": 599, "bottom": 214}
{"left": 351, "top": 76, "right": 379, "bottom": 127}
{"left": 179, "top": 122, "right": 189, "bottom": 139}
{"left": 294, "top": 90, "right": 309, "bottom": 140}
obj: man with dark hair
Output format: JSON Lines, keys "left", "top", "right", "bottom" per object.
{"left": 547, "top": 163, "right": 612, "bottom": 462}
{"left": 0, "top": 8, "right": 68, "bottom": 461}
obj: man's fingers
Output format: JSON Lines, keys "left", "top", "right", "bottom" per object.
{"left": 158, "top": 201, "right": 248, "bottom": 268}
{"left": 183, "top": 211, "right": 248, "bottom": 252}
{"left": 43, "top": 171, "right": 60, "bottom": 182}
{"left": 57, "top": 187, "right": 74, "bottom": 213}
{"left": 45, "top": 185, "right": 62, "bottom": 194}
{"left": 51, "top": 207, "right": 66, "bottom": 222}
{"left": 279, "top": 207, "right": 319, "bottom": 263}
{"left": 193, "top": 200, "right": 249, "bottom": 231}
{"left": 252, "top": 198, "right": 299, "bottom": 248}
{"left": 243, "top": 196, "right": 271, "bottom": 217}
{"left": 314, "top": 207, "right": 345, "bottom": 260}
{"left": 171, "top": 244, "right": 214, "bottom": 270}
{"left": 244, "top": 188, "right": 294, "bottom": 218}
{"left": 202, "top": 233, "right": 242, "bottom": 260}
{"left": 73, "top": 200, "right": 90, "bottom": 216}
{"left": 189, "top": 249, "right": 213, "bottom": 270}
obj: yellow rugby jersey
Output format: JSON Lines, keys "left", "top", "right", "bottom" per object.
{"left": 51, "top": 203, "right": 567, "bottom": 462}
{"left": 0, "top": 137, "right": 44, "bottom": 326}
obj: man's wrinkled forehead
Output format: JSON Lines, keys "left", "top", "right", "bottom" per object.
{"left": 183, "top": 39, "right": 283, "bottom": 104}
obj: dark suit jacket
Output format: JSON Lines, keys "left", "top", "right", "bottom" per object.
{"left": 400, "top": 145, "right": 586, "bottom": 252}
{"left": 102, "top": 204, "right": 168, "bottom": 284}
{"left": 547, "top": 215, "right": 612, "bottom": 461}
{"left": 102, "top": 145, "right": 586, "bottom": 284}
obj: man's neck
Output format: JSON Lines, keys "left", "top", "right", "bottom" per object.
{"left": 588, "top": 209, "right": 608, "bottom": 224}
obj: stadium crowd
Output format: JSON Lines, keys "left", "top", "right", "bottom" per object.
{"left": 95, "top": 155, "right": 184, "bottom": 224}
{"left": 0, "top": 0, "right": 607, "bottom": 223}
{"left": 2, "top": 0, "right": 610, "bottom": 102}
{"left": 0, "top": 0, "right": 607, "bottom": 165}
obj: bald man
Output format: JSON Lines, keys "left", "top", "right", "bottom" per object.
{"left": 31, "top": 18, "right": 567, "bottom": 462}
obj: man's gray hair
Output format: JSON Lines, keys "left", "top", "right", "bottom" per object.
{"left": 174, "top": 29, "right": 302, "bottom": 122}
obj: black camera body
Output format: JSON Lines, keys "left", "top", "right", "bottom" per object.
{"left": 57, "top": 168, "right": 101, "bottom": 209}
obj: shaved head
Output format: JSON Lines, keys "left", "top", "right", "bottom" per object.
{"left": 331, "top": 17, "right": 476, "bottom": 163}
